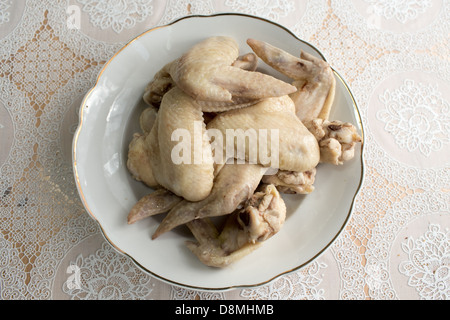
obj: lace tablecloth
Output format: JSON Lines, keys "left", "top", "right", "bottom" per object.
{"left": 0, "top": 0, "right": 448, "bottom": 300}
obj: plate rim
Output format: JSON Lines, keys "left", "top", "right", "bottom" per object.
{"left": 72, "top": 12, "right": 366, "bottom": 291}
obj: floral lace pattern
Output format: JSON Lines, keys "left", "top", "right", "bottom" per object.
{"left": 62, "top": 242, "right": 152, "bottom": 300}
{"left": 158, "top": 0, "right": 214, "bottom": 25}
{"left": 170, "top": 286, "right": 226, "bottom": 300}
{"left": 377, "top": 79, "right": 450, "bottom": 157}
{"left": 0, "top": 0, "right": 10, "bottom": 25}
{"left": 364, "top": 0, "right": 433, "bottom": 23}
{"left": 399, "top": 224, "right": 449, "bottom": 300}
{"left": 76, "top": 0, "right": 154, "bottom": 33}
{"left": 240, "top": 261, "right": 327, "bottom": 300}
{"left": 0, "top": 0, "right": 448, "bottom": 300}
{"left": 223, "top": 0, "right": 295, "bottom": 21}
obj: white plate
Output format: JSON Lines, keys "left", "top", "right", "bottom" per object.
{"left": 73, "top": 13, "right": 364, "bottom": 291}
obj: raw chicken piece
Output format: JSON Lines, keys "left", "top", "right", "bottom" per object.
{"left": 127, "top": 133, "right": 158, "bottom": 188}
{"left": 127, "top": 188, "right": 182, "bottom": 224}
{"left": 307, "top": 119, "right": 362, "bottom": 165}
{"left": 144, "top": 36, "right": 296, "bottom": 107}
{"left": 262, "top": 168, "right": 316, "bottom": 194}
{"left": 151, "top": 163, "right": 268, "bottom": 239}
{"left": 185, "top": 184, "right": 286, "bottom": 267}
{"left": 206, "top": 95, "right": 320, "bottom": 173}
{"left": 146, "top": 87, "right": 215, "bottom": 202}
{"left": 247, "top": 38, "right": 335, "bottom": 123}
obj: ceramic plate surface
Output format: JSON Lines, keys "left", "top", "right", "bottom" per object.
{"left": 73, "top": 13, "right": 364, "bottom": 290}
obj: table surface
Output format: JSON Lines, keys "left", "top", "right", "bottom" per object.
{"left": 0, "top": 0, "right": 448, "bottom": 300}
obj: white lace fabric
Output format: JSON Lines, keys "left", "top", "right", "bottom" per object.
{"left": 0, "top": 0, "right": 448, "bottom": 300}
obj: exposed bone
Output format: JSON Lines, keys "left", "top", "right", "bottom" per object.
{"left": 306, "top": 118, "right": 362, "bottom": 165}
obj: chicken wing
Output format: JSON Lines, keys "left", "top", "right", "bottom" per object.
{"left": 206, "top": 95, "right": 320, "bottom": 173}
{"left": 151, "top": 163, "right": 268, "bottom": 239}
{"left": 143, "top": 51, "right": 265, "bottom": 112}
{"left": 185, "top": 184, "right": 286, "bottom": 267}
{"left": 127, "top": 188, "right": 182, "bottom": 224}
{"left": 247, "top": 38, "right": 335, "bottom": 123}
{"left": 146, "top": 87, "right": 215, "bottom": 202}
{"left": 195, "top": 50, "right": 261, "bottom": 112}
{"left": 144, "top": 36, "right": 296, "bottom": 108}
